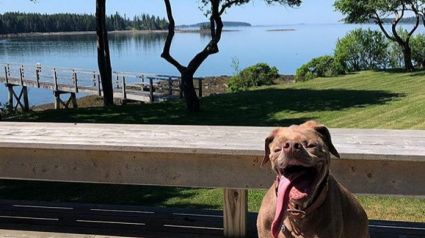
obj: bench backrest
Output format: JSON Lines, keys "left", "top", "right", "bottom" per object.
{"left": 0, "top": 122, "right": 424, "bottom": 197}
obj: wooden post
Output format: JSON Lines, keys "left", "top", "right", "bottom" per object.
{"left": 4, "top": 65, "right": 9, "bottom": 84}
{"left": 7, "top": 85, "right": 13, "bottom": 112}
{"left": 53, "top": 68, "right": 58, "bottom": 91}
{"left": 54, "top": 91, "right": 77, "bottom": 109}
{"left": 198, "top": 78, "right": 203, "bottom": 98}
{"left": 223, "top": 189, "right": 247, "bottom": 238}
{"left": 115, "top": 74, "right": 120, "bottom": 89}
{"left": 6, "top": 85, "right": 29, "bottom": 112}
{"left": 149, "top": 77, "right": 154, "bottom": 102}
{"left": 71, "top": 92, "right": 77, "bottom": 108}
{"left": 22, "top": 86, "right": 29, "bottom": 112}
{"left": 122, "top": 76, "right": 126, "bottom": 99}
{"left": 54, "top": 91, "right": 61, "bottom": 110}
{"left": 19, "top": 65, "right": 24, "bottom": 85}
{"left": 73, "top": 70, "right": 78, "bottom": 93}
{"left": 97, "top": 74, "right": 101, "bottom": 96}
{"left": 35, "top": 63, "right": 41, "bottom": 88}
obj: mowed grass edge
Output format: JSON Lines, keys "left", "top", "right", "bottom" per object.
{"left": 3, "top": 70, "right": 425, "bottom": 222}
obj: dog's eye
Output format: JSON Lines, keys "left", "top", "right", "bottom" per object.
{"left": 274, "top": 148, "right": 282, "bottom": 153}
{"left": 306, "top": 143, "right": 317, "bottom": 148}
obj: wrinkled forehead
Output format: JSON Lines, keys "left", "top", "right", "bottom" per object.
{"left": 270, "top": 125, "right": 321, "bottom": 144}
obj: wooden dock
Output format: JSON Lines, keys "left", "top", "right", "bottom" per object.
{"left": 0, "top": 63, "right": 202, "bottom": 111}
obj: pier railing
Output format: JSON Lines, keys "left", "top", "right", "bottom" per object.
{"left": 0, "top": 63, "right": 203, "bottom": 110}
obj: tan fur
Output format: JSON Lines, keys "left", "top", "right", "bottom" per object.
{"left": 257, "top": 121, "right": 369, "bottom": 238}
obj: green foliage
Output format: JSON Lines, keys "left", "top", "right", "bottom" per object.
{"left": 228, "top": 63, "right": 279, "bottom": 92}
{"left": 295, "top": 55, "right": 343, "bottom": 82}
{"left": 333, "top": 0, "right": 376, "bottom": 23}
{"left": 387, "top": 28, "right": 408, "bottom": 69}
{"left": 334, "top": 0, "right": 421, "bottom": 72}
{"left": 410, "top": 33, "right": 425, "bottom": 68}
{"left": 0, "top": 12, "right": 168, "bottom": 34}
{"left": 388, "top": 42, "right": 404, "bottom": 69}
{"left": 334, "top": 28, "right": 389, "bottom": 71}
{"left": 334, "top": 0, "right": 410, "bottom": 24}
{"left": 387, "top": 28, "right": 425, "bottom": 69}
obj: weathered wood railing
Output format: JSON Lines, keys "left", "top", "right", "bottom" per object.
{"left": 114, "top": 72, "right": 203, "bottom": 103}
{"left": 0, "top": 64, "right": 203, "bottom": 110}
{"left": 0, "top": 122, "right": 424, "bottom": 237}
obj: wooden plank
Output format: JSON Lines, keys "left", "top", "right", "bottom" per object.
{"left": 0, "top": 200, "right": 226, "bottom": 238}
{"left": 0, "top": 122, "right": 425, "bottom": 159}
{"left": 223, "top": 189, "right": 247, "bottom": 237}
{"left": 369, "top": 220, "right": 425, "bottom": 238}
{"left": 0, "top": 147, "right": 271, "bottom": 189}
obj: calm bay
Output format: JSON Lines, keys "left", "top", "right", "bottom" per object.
{"left": 0, "top": 23, "right": 422, "bottom": 106}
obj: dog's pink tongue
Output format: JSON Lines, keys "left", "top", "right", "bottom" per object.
{"left": 271, "top": 175, "right": 293, "bottom": 238}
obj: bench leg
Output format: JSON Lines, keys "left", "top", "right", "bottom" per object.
{"left": 223, "top": 189, "right": 248, "bottom": 237}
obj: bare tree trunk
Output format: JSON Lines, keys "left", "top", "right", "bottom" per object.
{"left": 402, "top": 43, "right": 415, "bottom": 72}
{"left": 96, "top": 0, "right": 114, "bottom": 106}
{"left": 181, "top": 72, "right": 200, "bottom": 112}
{"left": 161, "top": 0, "right": 223, "bottom": 112}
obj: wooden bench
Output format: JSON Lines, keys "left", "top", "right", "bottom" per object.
{"left": 0, "top": 122, "right": 424, "bottom": 237}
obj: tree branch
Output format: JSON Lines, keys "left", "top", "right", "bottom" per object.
{"left": 161, "top": 0, "right": 185, "bottom": 72}
{"left": 392, "top": 4, "right": 406, "bottom": 44}
{"left": 187, "top": 0, "right": 223, "bottom": 74}
{"left": 406, "top": 1, "right": 420, "bottom": 40}
{"left": 219, "top": 0, "right": 242, "bottom": 15}
{"left": 374, "top": 12, "right": 395, "bottom": 41}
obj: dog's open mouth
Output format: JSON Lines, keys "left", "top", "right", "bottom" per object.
{"left": 271, "top": 162, "right": 325, "bottom": 237}
{"left": 281, "top": 164, "right": 322, "bottom": 201}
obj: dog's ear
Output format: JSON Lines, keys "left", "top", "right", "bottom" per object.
{"left": 303, "top": 121, "right": 340, "bottom": 158}
{"left": 261, "top": 129, "right": 278, "bottom": 167}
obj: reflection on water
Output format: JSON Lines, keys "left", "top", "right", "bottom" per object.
{"left": 109, "top": 32, "right": 168, "bottom": 55}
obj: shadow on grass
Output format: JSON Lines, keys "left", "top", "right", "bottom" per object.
{"left": 373, "top": 68, "right": 425, "bottom": 76}
{"left": 0, "top": 180, "right": 220, "bottom": 209}
{"left": 410, "top": 70, "right": 425, "bottom": 77}
{"left": 11, "top": 88, "right": 402, "bottom": 127}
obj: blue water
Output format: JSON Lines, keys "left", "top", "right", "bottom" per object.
{"left": 0, "top": 24, "right": 421, "bottom": 106}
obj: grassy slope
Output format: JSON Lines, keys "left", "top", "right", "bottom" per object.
{"left": 4, "top": 70, "right": 425, "bottom": 222}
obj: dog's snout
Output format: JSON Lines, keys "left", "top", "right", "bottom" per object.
{"left": 283, "top": 141, "right": 302, "bottom": 153}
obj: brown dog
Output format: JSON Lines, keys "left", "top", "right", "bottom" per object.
{"left": 257, "top": 121, "right": 369, "bottom": 238}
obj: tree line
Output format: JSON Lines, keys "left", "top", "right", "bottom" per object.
{"left": 0, "top": 12, "right": 168, "bottom": 34}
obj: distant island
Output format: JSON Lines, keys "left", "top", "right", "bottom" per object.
{"left": 177, "top": 21, "right": 251, "bottom": 28}
{"left": 367, "top": 16, "right": 420, "bottom": 24}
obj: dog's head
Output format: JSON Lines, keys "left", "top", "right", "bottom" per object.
{"left": 262, "top": 120, "right": 340, "bottom": 209}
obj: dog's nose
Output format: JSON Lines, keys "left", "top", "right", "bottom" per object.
{"left": 283, "top": 141, "right": 302, "bottom": 153}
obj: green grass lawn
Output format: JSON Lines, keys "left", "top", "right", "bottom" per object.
{"left": 3, "top": 70, "right": 425, "bottom": 222}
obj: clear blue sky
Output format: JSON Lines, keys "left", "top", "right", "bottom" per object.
{"left": 0, "top": 0, "right": 343, "bottom": 25}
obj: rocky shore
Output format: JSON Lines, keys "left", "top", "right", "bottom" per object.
{"left": 32, "top": 75, "right": 294, "bottom": 111}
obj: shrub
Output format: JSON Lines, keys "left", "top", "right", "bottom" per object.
{"left": 228, "top": 63, "right": 279, "bottom": 92}
{"left": 295, "top": 55, "right": 343, "bottom": 82}
{"left": 387, "top": 28, "right": 407, "bottom": 69}
{"left": 334, "top": 28, "right": 389, "bottom": 71}
{"left": 411, "top": 33, "right": 425, "bottom": 68}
